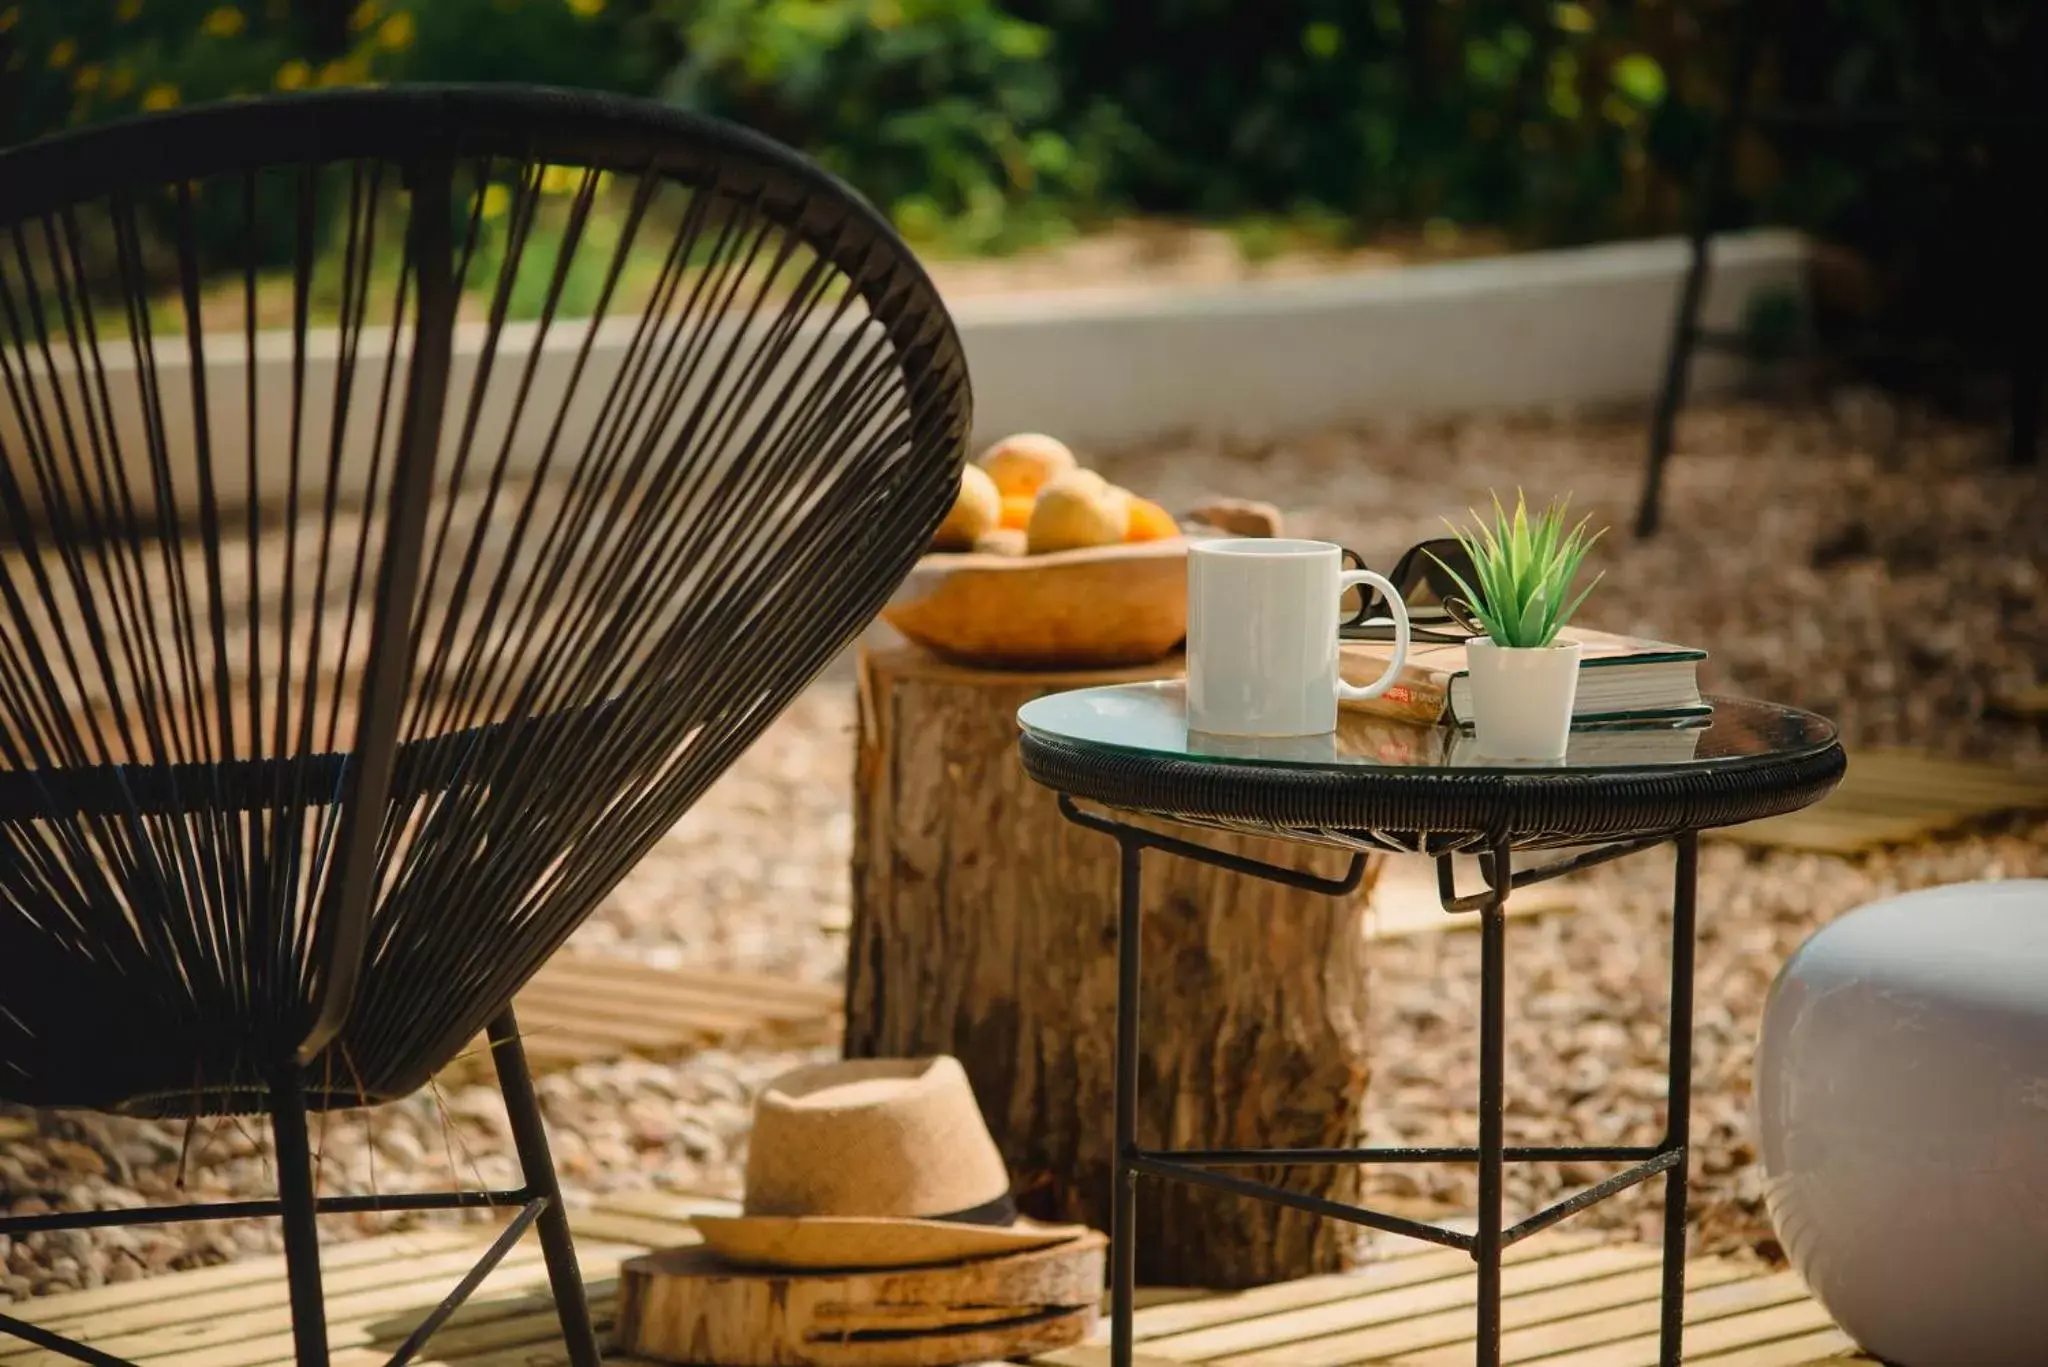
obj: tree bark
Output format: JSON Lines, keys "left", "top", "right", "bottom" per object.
{"left": 845, "top": 642, "right": 1379, "bottom": 1288}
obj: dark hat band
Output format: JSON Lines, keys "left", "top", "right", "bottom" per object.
{"left": 926, "top": 1191, "right": 1017, "bottom": 1227}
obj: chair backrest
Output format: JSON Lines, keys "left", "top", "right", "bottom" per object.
{"left": 0, "top": 87, "right": 969, "bottom": 1114}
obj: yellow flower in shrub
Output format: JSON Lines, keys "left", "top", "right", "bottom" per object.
{"left": 48, "top": 39, "right": 77, "bottom": 69}
{"left": 378, "top": 12, "right": 415, "bottom": 50}
{"left": 567, "top": 0, "right": 606, "bottom": 16}
{"left": 202, "top": 6, "right": 246, "bottom": 37}
{"left": 275, "top": 60, "right": 310, "bottom": 91}
{"left": 141, "top": 84, "right": 180, "bottom": 111}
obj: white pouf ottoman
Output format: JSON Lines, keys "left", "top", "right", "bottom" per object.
{"left": 1755, "top": 879, "right": 2048, "bottom": 1367}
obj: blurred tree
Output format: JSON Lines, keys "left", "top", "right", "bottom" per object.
{"left": 1, "top": 0, "right": 2039, "bottom": 378}
{"left": 654, "top": 0, "right": 1129, "bottom": 253}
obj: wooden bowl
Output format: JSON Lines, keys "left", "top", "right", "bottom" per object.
{"left": 881, "top": 538, "right": 1189, "bottom": 670}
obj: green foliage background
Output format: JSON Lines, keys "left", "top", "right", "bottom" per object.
{"left": 2, "top": 0, "right": 2040, "bottom": 341}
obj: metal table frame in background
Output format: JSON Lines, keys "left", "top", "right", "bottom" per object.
{"left": 1058, "top": 796, "right": 1701, "bottom": 1367}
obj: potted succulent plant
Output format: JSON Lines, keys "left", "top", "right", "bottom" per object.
{"left": 1431, "top": 493, "right": 1605, "bottom": 760}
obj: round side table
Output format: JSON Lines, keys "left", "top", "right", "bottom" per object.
{"left": 1016, "top": 684, "right": 1844, "bottom": 1367}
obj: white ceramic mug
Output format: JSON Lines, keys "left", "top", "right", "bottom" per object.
{"left": 1186, "top": 538, "right": 1411, "bottom": 737}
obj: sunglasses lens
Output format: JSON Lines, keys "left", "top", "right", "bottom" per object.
{"left": 1415, "top": 540, "right": 1475, "bottom": 604}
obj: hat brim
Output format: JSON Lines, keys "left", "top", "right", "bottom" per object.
{"left": 689, "top": 1213, "right": 1087, "bottom": 1271}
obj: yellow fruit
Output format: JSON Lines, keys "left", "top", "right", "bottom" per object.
{"left": 1026, "top": 469, "right": 1129, "bottom": 553}
{"left": 1124, "top": 496, "right": 1179, "bottom": 542}
{"left": 931, "top": 463, "right": 1001, "bottom": 551}
{"left": 977, "top": 432, "right": 1077, "bottom": 498}
{"left": 973, "top": 527, "right": 1027, "bottom": 557}
{"left": 999, "top": 494, "right": 1035, "bottom": 530}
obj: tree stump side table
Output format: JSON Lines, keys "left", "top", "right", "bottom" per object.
{"left": 845, "top": 641, "right": 1383, "bottom": 1287}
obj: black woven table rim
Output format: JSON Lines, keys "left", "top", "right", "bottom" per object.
{"left": 1020, "top": 705, "right": 1845, "bottom": 853}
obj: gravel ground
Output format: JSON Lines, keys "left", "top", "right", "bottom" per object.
{"left": 4, "top": 397, "right": 2045, "bottom": 1301}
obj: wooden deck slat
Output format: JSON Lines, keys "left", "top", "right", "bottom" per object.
{"left": 1121, "top": 1252, "right": 1511, "bottom": 1344}
{"left": 431, "top": 955, "right": 844, "bottom": 1079}
{"left": 1295, "top": 1260, "right": 1759, "bottom": 1367}
{"left": 1124, "top": 1240, "right": 1576, "bottom": 1351}
{"left": 1690, "top": 1328, "right": 1865, "bottom": 1367}
{"left": 1211, "top": 1254, "right": 1672, "bottom": 1367}
{"left": 564, "top": 1210, "right": 707, "bottom": 1250}
{"left": 532, "top": 957, "right": 842, "bottom": 1008}
{"left": 1366, "top": 856, "right": 1577, "bottom": 940}
{"left": 0, "top": 1195, "right": 1882, "bottom": 1367}
{"left": 6, "top": 1243, "right": 636, "bottom": 1367}
{"left": 1, "top": 1229, "right": 478, "bottom": 1336}
{"left": 1716, "top": 748, "right": 2048, "bottom": 852}
{"left": 1991, "top": 684, "right": 2048, "bottom": 720}
{"left": 1393, "top": 1267, "right": 1810, "bottom": 1366}
{"left": 3, "top": 1237, "right": 568, "bottom": 1349}
{"left": 507, "top": 1008, "right": 733, "bottom": 1052}
{"left": 313, "top": 1294, "right": 619, "bottom": 1367}
{"left": 152, "top": 1278, "right": 626, "bottom": 1367}
{"left": 585, "top": 1190, "right": 739, "bottom": 1222}
{"left": 1534, "top": 1297, "right": 1846, "bottom": 1367}
{"left": 1163, "top": 1247, "right": 1657, "bottom": 1362}
{"left": 516, "top": 975, "right": 839, "bottom": 1026}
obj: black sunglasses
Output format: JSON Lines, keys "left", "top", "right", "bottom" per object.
{"left": 1339, "top": 538, "right": 1485, "bottom": 643}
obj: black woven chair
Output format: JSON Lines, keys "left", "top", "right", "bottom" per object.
{"left": 0, "top": 87, "right": 968, "bottom": 1364}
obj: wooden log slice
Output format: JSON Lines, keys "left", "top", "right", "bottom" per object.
{"left": 615, "top": 1234, "right": 1107, "bottom": 1366}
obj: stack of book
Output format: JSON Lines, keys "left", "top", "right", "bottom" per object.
{"left": 1340, "top": 625, "right": 1709, "bottom": 748}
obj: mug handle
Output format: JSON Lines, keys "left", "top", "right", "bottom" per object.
{"left": 1335, "top": 570, "right": 1410, "bottom": 701}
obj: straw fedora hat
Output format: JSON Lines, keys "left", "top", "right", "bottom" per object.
{"left": 691, "top": 1055, "right": 1086, "bottom": 1269}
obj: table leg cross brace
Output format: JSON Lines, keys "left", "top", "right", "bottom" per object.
{"left": 1057, "top": 799, "right": 1702, "bottom": 1367}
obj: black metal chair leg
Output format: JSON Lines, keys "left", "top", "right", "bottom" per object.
{"left": 1639, "top": 233, "right": 1710, "bottom": 541}
{"left": 1657, "top": 833, "right": 1700, "bottom": 1365}
{"left": 2010, "top": 347, "right": 2043, "bottom": 467}
{"left": 489, "top": 1009, "right": 602, "bottom": 1367}
{"left": 270, "top": 1074, "right": 330, "bottom": 1367}
{"left": 1638, "top": 0, "right": 1765, "bottom": 539}
{"left": 1110, "top": 835, "right": 1144, "bottom": 1367}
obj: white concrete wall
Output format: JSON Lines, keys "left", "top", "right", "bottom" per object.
{"left": 3, "top": 230, "right": 1806, "bottom": 519}
{"left": 952, "top": 228, "right": 1808, "bottom": 451}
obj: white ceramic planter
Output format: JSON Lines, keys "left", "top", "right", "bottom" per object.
{"left": 1464, "top": 638, "right": 1582, "bottom": 760}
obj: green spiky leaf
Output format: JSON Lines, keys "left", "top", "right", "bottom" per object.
{"left": 1438, "top": 491, "right": 1606, "bottom": 648}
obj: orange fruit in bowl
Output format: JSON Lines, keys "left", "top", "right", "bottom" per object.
{"left": 1124, "top": 496, "right": 1179, "bottom": 542}
{"left": 978, "top": 433, "right": 1077, "bottom": 498}
{"left": 1026, "top": 470, "right": 1130, "bottom": 553}
{"left": 999, "top": 494, "right": 1035, "bottom": 531}
{"left": 931, "top": 464, "right": 1001, "bottom": 551}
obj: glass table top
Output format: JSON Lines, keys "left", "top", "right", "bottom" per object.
{"left": 1017, "top": 682, "right": 1838, "bottom": 777}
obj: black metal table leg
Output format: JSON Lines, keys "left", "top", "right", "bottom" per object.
{"left": 1658, "top": 832, "right": 1700, "bottom": 1365}
{"left": 1474, "top": 837, "right": 1510, "bottom": 1367}
{"left": 1111, "top": 832, "right": 1144, "bottom": 1367}
{"left": 1060, "top": 797, "right": 1711, "bottom": 1367}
